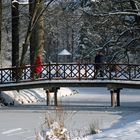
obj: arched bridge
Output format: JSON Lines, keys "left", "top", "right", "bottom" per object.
{"left": 0, "top": 63, "right": 140, "bottom": 91}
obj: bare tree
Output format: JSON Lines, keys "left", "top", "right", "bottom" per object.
{"left": 20, "top": 0, "right": 54, "bottom": 66}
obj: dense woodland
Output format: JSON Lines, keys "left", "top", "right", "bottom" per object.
{"left": 0, "top": 0, "right": 140, "bottom": 68}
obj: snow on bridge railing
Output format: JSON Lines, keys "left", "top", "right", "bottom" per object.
{"left": 0, "top": 63, "right": 140, "bottom": 84}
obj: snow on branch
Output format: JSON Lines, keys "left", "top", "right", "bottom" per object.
{"left": 83, "top": 11, "right": 140, "bottom": 17}
{"left": 108, "top": 11, "right": 140, "bottom": 16}
{"left": 12, "top": 0, "right": 19, "bottom": 4}
{"left": 103, "top": 27, "right": 140, "bottom": 49}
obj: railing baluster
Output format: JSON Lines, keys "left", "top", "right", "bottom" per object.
{"left": 78, "top": 62, "right": 80, "bottom": 80}
{"left": 128, "top": 65, "right": 131, "bottom": 80}
{"left": 134, "top": 65, "right": 136, "bottom": 79}
{"left": 109, "top": 63, "right": 112, "bottom": 80}
{"left": 0, "top": 70, "right": 1, "bottom": 83}
{"left": 70, "top": 64, "right": 72, "bottom": 79}
{"left": 85, "top": 64, "right": 87, "bottom": 79}
{"left": 56, "top": 63, "right": 58, "bottom": 78}
{"left": 16, "top": 67, "right": 19, "bottom": 82}
{"left": 49, "top": 62, "right": 51, "bottom": 80}
{"left": 63, "top": 64, "right": 65, "bottom": 79}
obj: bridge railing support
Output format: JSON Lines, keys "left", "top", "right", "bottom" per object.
{"left": 110, "top": 88, "right": 122, "bottom": 107}
{"left": 44, "top": 87, "right": 60, "bottom": 106}
{"left": 45, "top": 89, "right": 50, "bottom": 106}
{"left": 78, "top": 62, "right": 80, "bottom": 80}
{"left": 53, "top": 87, "right": 60, "bottom": 106}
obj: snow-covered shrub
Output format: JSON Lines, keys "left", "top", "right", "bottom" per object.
{"left": 88, "top": 121, "right": 102, "bottom": 135}
{"left": 37, "top": 121, "right": 69, "bottom": 140}
{"left": 36, "top": 107, "right": 70, "bottom": 140}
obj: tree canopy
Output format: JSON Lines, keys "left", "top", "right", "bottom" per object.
{"left": 0, "top": 0, "right": 140, "bottom": 67}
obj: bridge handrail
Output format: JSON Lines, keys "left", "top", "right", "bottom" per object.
{"left": 0, "top": 63, "right": 140, "bottom": 84}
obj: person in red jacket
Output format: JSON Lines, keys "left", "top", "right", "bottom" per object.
{"left": 34, "top": 55, "right": 42, "bottom": 78}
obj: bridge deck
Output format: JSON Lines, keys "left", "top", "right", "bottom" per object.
{"left": 1, "top": 79, "right": 140, "bottom": 91}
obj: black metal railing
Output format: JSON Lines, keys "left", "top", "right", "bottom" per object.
{"left": 0, "top": 63, "right": 140, "bottom": 84}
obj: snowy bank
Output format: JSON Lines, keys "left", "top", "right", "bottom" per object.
{"left": 0, "top": 87, "right": 78, "bottom": 106}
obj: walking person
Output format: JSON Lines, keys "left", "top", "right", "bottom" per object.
{"left": 99, "top": 51, "right": 104, "bottom": 77}
{"left": 34, "top": 55, "right": 43, "bottom": 78}
{"left": 94, "top": 51, "right": 104, "bottom": 79}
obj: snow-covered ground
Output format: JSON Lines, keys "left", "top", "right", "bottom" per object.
{"left": 0, "top": 87, "right": 78, "bottom": 106}
{"left": 0, "top": 87, "right": 140, "bottom": 140}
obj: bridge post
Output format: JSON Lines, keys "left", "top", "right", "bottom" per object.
{"left": 53, "top": 87, "right": 60, "bottom": 106}
{"left": 116, "top": 88, "right": 121, "bottom": 106}
{"left": 44, "top": 87, "right": 60, "bottom": 106}
{"left": 45, "top": 89, "right": 50, "bottom": 106}
{"left": 110, "top": 88, "right": 122, "bottom": 107}
{"left": 110, "top": 89, "right": 117, "bottom": 107}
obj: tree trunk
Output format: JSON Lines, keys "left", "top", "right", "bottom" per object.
{"left": 29, "top": 0, "right": 35, "bottom": 66}
{"left": 0, "top": 0, "right": 2, "bottom": 67}
{"left": 20, "top": 0, "right": 53, "bottom": 66}
{"left": 30, "top": 0, "right": 45, "bottom": 65}
{"left": 34, "top": 0, "right": 45, "bottom": 60}
{"left": 12, "top": 0, "right": 19, "bottom": 67}
{"left": 29, "top": 0, "right": 45, "bottom": 78}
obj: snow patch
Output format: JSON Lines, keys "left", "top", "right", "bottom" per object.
{"left": 2, "top": 128, "right": 22, "bottom": 135}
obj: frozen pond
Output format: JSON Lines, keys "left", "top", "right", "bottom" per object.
{"left": 0, "top": 87, "right": 140, "bottom": 140}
